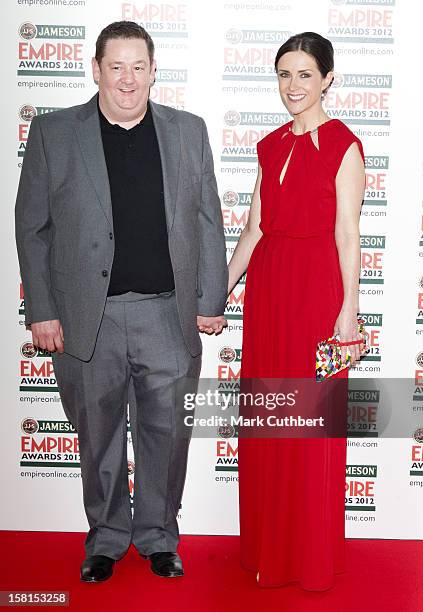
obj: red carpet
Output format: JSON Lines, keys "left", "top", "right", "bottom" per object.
{"left": 0, "top": 532, "right": 421, "bottom": 611}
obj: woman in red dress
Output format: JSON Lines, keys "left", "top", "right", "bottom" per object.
{"left": 228, "top": 32, "right": 366, "bottom": 590}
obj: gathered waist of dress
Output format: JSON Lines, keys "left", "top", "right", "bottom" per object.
{"left": 262, "top": 229, "right": 335, "bottom": 239}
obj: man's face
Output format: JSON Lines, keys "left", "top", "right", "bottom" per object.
{"left": 92, "top": 37, "right": 156, "bottom": 123}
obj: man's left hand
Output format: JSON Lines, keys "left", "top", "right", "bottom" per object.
{"left": 197, "top": 315, "right": 228, "bottom": 335}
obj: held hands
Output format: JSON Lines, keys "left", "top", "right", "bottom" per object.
{"left": 333, "top": 308, "right": 363, "bottom": 367}
{"left": 30, "top": 315, "right": 227, "bottom": 350}
{"left": 30, "top": 319, "right": 64, "bottom": 353}
{"left": 197, "top": 315, "right": 228, "bottom": 336}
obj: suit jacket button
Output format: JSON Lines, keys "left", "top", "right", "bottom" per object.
{"left": 102, "top": 270, "right": 108, "bottom": 277}
{"left": 109, "top": 232, "right": 113, "bottom": 240}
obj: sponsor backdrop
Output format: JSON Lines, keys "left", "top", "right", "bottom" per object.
{"left": 1, "top": 0, "right": 422, "bottom": 540}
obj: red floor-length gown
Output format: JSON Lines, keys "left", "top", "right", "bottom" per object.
{"left": 238, "top": 118, "right": 364, "bottom": 590}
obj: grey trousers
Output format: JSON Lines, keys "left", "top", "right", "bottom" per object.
{"left": 51, "top": 291, "right": 201, "bottom": 559}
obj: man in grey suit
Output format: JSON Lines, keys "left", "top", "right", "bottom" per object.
{"left": 15, "top": 21, "right": 228, "bottom": 582}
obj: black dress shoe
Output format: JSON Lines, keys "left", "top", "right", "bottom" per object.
{"left": 148, "top": 552, "right": 184, "bottom": 577}
{"left": 80, "top": 555, "right": 115, "bottom": 583}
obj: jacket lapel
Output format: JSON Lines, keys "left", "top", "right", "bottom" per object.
{"left": 75, "top": 94, "right": 113, "bottom": 227}
{"left": 150, "top": 100, "right": 180, "bottom": 233}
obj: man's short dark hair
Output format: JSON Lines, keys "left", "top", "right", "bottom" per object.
{"left": 95, "top": 21, "right": 155, "bottom": 65}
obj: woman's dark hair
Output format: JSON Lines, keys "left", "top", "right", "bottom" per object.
{"left": 95, "top": 21, "right": 155, "bottom": 65}
{"left": 274, "top": 32, "right": 334, "bottom": 95}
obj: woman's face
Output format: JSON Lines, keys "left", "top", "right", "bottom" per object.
{"left": 276, "top": 49, "right": 333, "bottom": 117}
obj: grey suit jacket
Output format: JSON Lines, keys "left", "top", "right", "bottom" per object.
{"left": 15, "top": 94, "right": 228, "bottom": 361}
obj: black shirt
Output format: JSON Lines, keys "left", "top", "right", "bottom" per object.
{"left": 99, "top": 101, "right": 175, "bottom": 296}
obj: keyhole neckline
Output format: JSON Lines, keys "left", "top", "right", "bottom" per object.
{"left": 287, "top": 118, "right": 337, "bottom": 137}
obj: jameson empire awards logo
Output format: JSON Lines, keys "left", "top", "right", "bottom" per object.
{"left": 150, "top": 68, "right": 187, "bottom": 109}
{"left": 225, "top": 284, "right": 244, "bottom": 320}
{"left": 217, "top": 347, "right": 241, "bottom": 398}
{"left": 357, "top": 313, "right": 382, "bottom": 362}
{"left": 215, "top": 438, "right": 238, "bottom": 474}
{"left": 326, "top": 72, "right": 392, "bottom": 127}
{"left": 345, "top": 464, "right": 377, "bottom": 512}
{"left": 17, "top": 22, "right": 85, "bottom": 77}
{"left": 217, "top": 347, "right": 241, "bottom": 383}
{"left": 417, "top": 277, "right": 423, "bottom": 327}
{"left": 410, "top": 429, "right": 423, "bottom": 477}
{"left": 327, "top": 0, "right": 395, "bottom": 45}
{"left": 222, "top": 190, "right": 252, "bottom": 209}
{"left": 414, "top": 358, "right": 423, "bottom": 403}
{"left": 221, "top": 186, "right": 251, "bottom": 243}
{"left": 20, "top": 342, "right": 51, "bottom": 360}
{"left": 19, "top": 342, "right": 57, "bottom": 392}
{"left": 223, "top": 28, "right": 290, "bottom": 81}
{"left": 20, "top": 418, "right": 79, "bottom": 468}
{"left": 19, "top": 282, "right": 25, "bottom": 317}
{"left": 120, "top": 3, "right": 188, "bottom": 38}
{"left": 221, "top": 110, "right": 287, "bottom": 163}
{"left": 18, "top": 105, "right": 61, "bottom": 159}
{"left": 360, "top": 235, "right": 385, "bottom": 285}
{"left": 347, "top": 388, "right": 380, "bottom": 436}
{"left": 364, "top": 155, "right": 389, "bottom": 207}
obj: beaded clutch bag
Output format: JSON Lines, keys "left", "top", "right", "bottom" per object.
{"left": 316, "top": 317, "right": 369, "bottom": 382}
